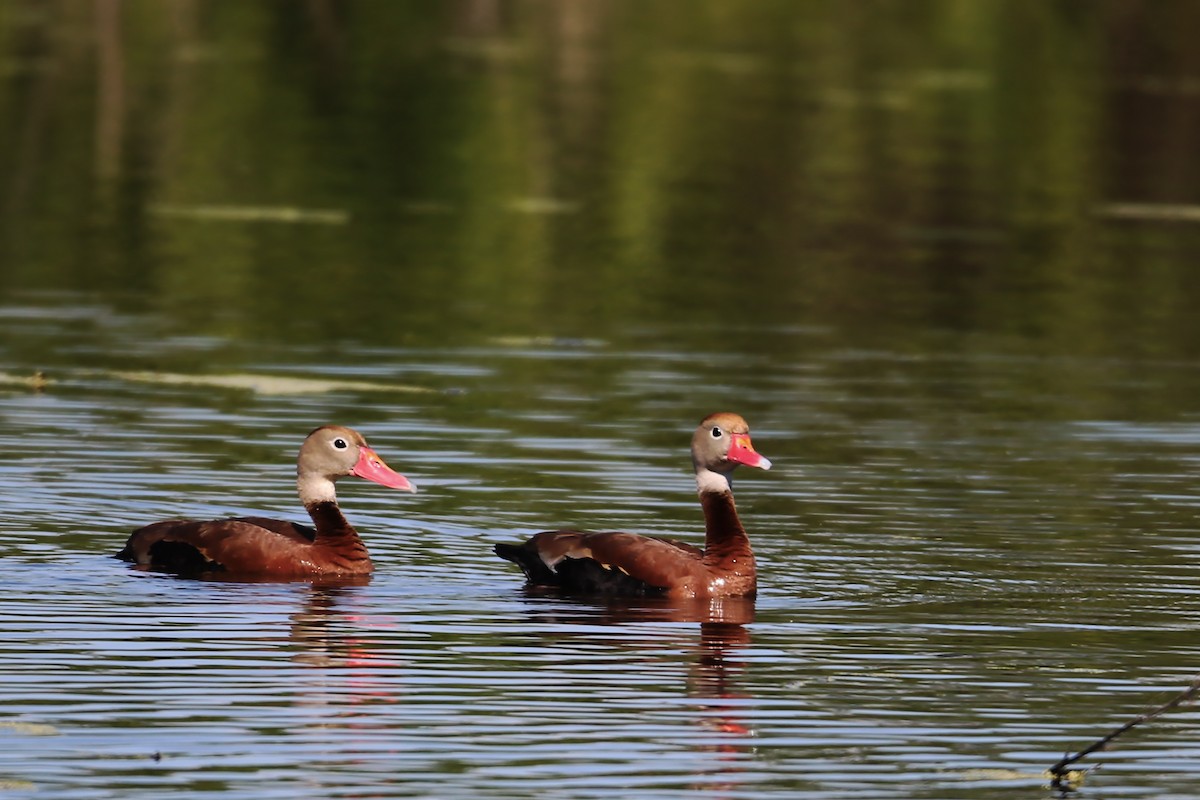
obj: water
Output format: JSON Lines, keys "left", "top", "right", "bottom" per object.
{"left": 5, "top": 2, "right": 1200, "bottom": 798}
{"left": 4, "top": 314, "right": 1200, "bottom": 798}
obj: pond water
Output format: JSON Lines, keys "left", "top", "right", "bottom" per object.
{"left": 5, "top": 2, "right": 1200, "bottom": 799}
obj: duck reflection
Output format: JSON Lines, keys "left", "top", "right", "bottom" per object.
{"left": 284, "top": 577, "right": 409, "bottom": 719}
{"left": 287, "top": 578, "right": 373, "bottom": 668}
{"left": 518, "top": 593, "right": 756, "bottom": 796}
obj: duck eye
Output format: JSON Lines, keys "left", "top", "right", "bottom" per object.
{"left": 710, "top": 426, "right": 723, "bottom": 439}
{"left": 333, "top": 438, "right": 348, "bottom": 450}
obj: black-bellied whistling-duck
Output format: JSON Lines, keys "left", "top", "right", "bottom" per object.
{"left": 495, "top": 412, "right": 772, "bottom": 599}
{"left": 117, "top": 425, "right": 414, "bottom": 578}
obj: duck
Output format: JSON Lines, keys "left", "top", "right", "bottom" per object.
{"left": 494, "top": 412, "right": 771, "bottom": 598}
{"left": 117, "top": 425, "right": 415, "bottom": 578}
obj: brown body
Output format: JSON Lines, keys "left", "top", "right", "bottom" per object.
{"left": 495, "top": 412, "right": 771, "bottom": 599}
{"left": 117, "top": 426, "right": 414, "bottom": 579}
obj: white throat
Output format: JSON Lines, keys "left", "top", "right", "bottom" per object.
{"left": 298, "top": 474, "right": 338, "bottom": 506}
{"left": 695, "top": 467, "right": 732, "bottom": 495}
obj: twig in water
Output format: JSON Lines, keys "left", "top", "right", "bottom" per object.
{"left": 1047, "top": 674, "right": 1200, "bottom": 791}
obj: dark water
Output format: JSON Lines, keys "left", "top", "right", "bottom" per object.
{"left": 5, "top": 2, "right": 1200, "bottom": 798}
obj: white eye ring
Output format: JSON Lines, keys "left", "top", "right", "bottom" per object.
{"left": 710, "top": 426, "right": 723, "bottom": 439}
{"left": 333, "top": 438, "right": 348, "bottom": 450}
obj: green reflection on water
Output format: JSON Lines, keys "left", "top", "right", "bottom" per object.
{"left": 2, "top": 1, "right": 1200, "bottom": 360}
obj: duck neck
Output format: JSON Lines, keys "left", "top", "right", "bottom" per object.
{"left": 302, "top": 501, "right": 362, "bottom": 556}
{"left": 698, "top": 489, "right": 753, "bottom": 568}
{"left": 299, "top": 475, "right": 364, "bottom": 550}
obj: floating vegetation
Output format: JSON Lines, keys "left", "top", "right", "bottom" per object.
{"left": 0, "top": 780, "right": 36, "bottom": 790}
{"left": 112, "top": 371, "right": 436, "bottom": 396}
{"left": 148, "top": 204, "right": 349, "bottom": 225}
{"left": 1045, "top": 768, "right": 1087, "bottom": 791}
{"left": 0, "top": 370, "right": 49, "bottom": 391}
{"left": 908, "top": 68, "right": 992, "bottom": 92}
{"left": 488, "top": 335, "right": 604, "bottom": 349}
{"left": 505, "top": 197, "right": 579, "bottom": 215}
{"left": 956, "top": 768, "right": 1052, "bottom": 783}
{"left": 1047, "top": 675, "right": 1200, "bottom": 792}
{"left": 0, "top": 720, "right": 59, "bottom": 736}
{"left": 1097, "top": 203, "right": 1200, "bottom": 223}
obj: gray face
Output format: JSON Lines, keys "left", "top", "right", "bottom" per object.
{"left": 297, "top": 425, "right": 366, "bottom": 480}
{"left": 691, "top": 412, "right": 749, "bottom": 474}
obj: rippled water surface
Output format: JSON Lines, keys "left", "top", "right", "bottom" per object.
{"left": 7, "top": 2, "right": 1200, "bottom": 798}
{"left": 4, "top": 304, "right": 1200, "bottom": 799}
